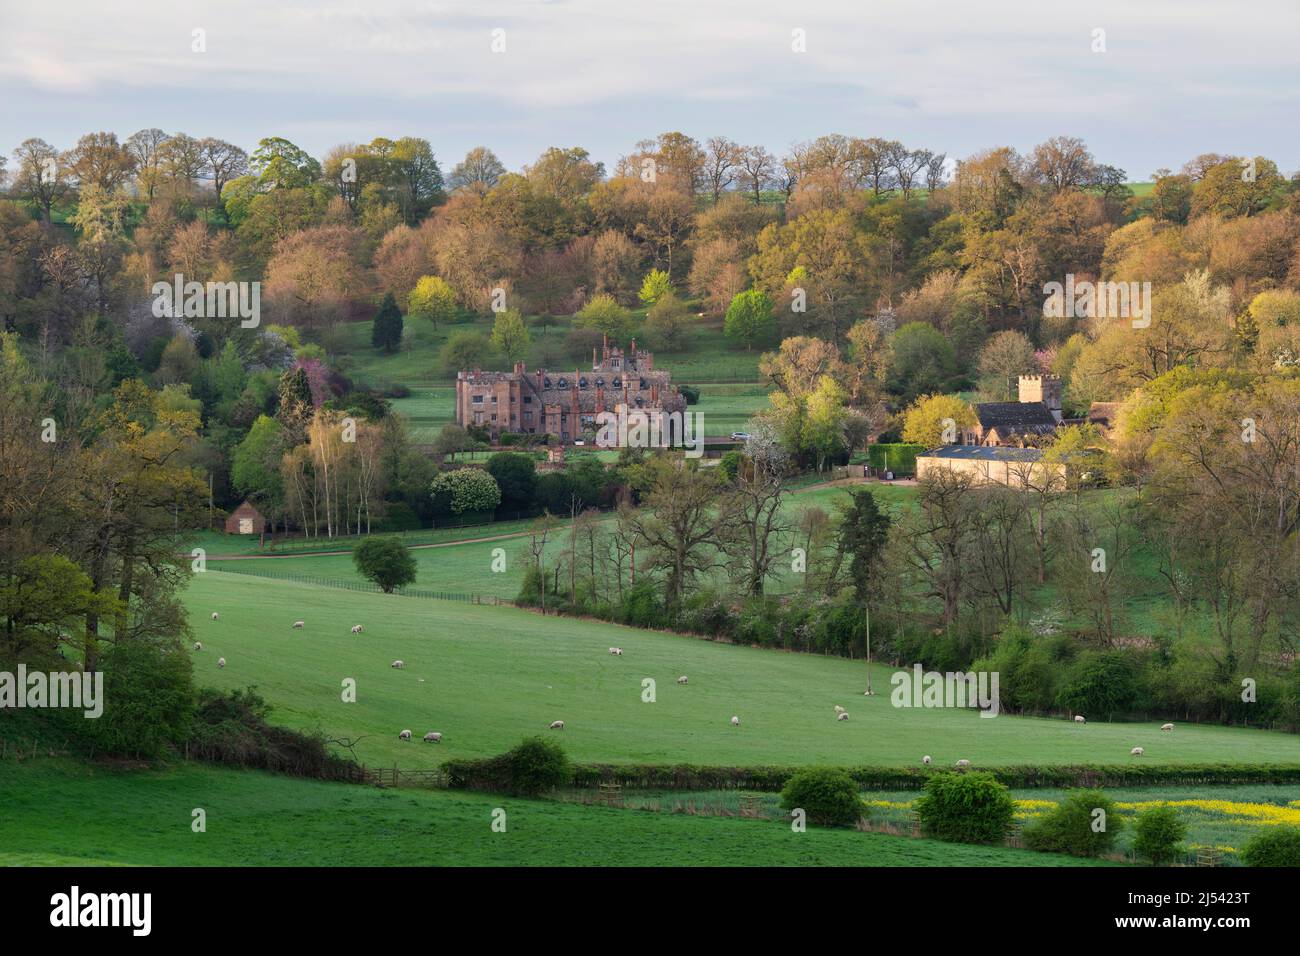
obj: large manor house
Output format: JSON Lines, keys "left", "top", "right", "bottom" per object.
{"left": 455, "top": 338, "right": 687, "bottom": 443}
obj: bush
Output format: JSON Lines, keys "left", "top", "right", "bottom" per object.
{"left": 503, "top": 736, "right": 572, "bottom": 795}
{"left": 1241, "top": 826, "right": 1300, "bottom": 867}
{"left": 352, "top": 536, "right": 417, "bottom": 592}
{"left": 779, "top": 768, "right": 864, "bottom": 827}
{"left": 1132, "top": 805, "right": 1188, "bottom": 865}
{"left": 92, "top": 640, "right": 195, "bottom": 759}
{"left": 1022, "top": 789, "right": 1123, "bottom": 858}
{"left": 915, "top": 771, "right": 1016, "bottom": 844}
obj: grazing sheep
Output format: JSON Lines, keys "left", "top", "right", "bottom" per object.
{"left": 423, "top": 732, "right": 442, "bottom": 743}
{"left": 677, "top": 676, "right": 688, "bottom": 684}
{"left": 836, "top": 712, "right": 849, "bottom": 721}
{"left": 217, "top": 657, "right": 226, "bottom": 669}
{"left": 399, "top": 729, "right": 412, "bottom": 741}
{"left": 609, "top": 647, "right": 623, "bottom": 656}
{"left": 730, "top": 716, "right": 740, "bottom": 726}
{"left": 211, "top": 612, "right": 219, "bottom": 621}
{"left": 1074, "top": 715, "right": 1086, "bottom": 724}
{"left": 955, "top": 759, "right": 971, "bottom": 769}
{"left": 351, "top": 624, "right": 363, "bottom": 634}
{"left": 1131, "top": 746, "right": 1144, "bottom": 756}
{"left": 194, "top": 641, "right": 202, "bottom": 651}
{"left": 549, "top": 720, "right": 565, "bottom": 730}
{"left": 292, "top": 620, "right": 305, "bottom": 629}
{"left": 922, "top": 755, "right": 932, "bottom": 766}
{"left": 833, "top": 705, "right": 846, "bottom": 714}
{"left": 1161, "top": 723, "right": 1174, "bottom": 732}
{"left": 391, "top": 660, "right": 404, "bottom": 669}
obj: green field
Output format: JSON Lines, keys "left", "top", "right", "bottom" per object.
{"left": 203, "top": 481, "right": 897, "bottom": 595}
{"left": 179, "top": 571, "right": 1300, "bottom": 773}
{"left": 0, "top": 760, "right": 1107, "bottom": 866}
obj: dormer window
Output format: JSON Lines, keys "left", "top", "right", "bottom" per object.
{"left": 612, "top": 377, "right": 621, "bottom": 388}
{"left": 557, "top": 378, "right": 568, "bottom": 389}
{"left": 595, "top": 377, "right": 604, "bottom": 387}
{"left": 544, "top": 377, "right": 552, "bottom": 388}
{"left": 579, "top": 377, "right": 588, "bottom": 388}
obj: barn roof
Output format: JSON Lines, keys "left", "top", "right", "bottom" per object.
{"left": 918, "top": 445, "right": 1045, "bottom": 462}
{"left": 229, "top": 500, "right": 265, "bottom": 518}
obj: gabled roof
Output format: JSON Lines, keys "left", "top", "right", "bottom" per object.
{"left": 918, "top": 445, "right": 1045, "bottom": 462}
{"left": 973, "top": 401, "right": 1058, "bottom": 431}
{"left": 229, "top": 500, "right": 264, "bottom": 518}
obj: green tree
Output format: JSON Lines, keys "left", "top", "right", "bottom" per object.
{"left": 1132, "top": 805, "right": 1188, "bottom": 865}
{"left": 1022, "top": 790, "right": 1124, "bottom": 858}
{"left": 490, "top": 308, "right": 531, "bottom": 364}
{"left": 431, "top": 468, "right": 502, "bottom": 515}
{"left": 724, "top": 289, "right": 774, "bottom": 351}
{"left": 408, "top": 275, "right": 459, "bottom": 328}
{"left": 638, "top": 268, "right": 673, "bottom": 305}
{"left": 887, "top": 322, "right": 961, "bottom": 402}
{"left": 352, "top": 537, "right": 417, "bottom": 593}
{"left": 487, "top": 452, "right": 538, "bottom": 513}
{"left": 902, "top": 393, "right": 977, "bottom": 448}
{"left": 574, "top": 294, "right": 633, "bottom": 342}
{"left": 834, "top": 489, "right": 891, "bottom": 604}
{"left": 643, "top": 292, "right": 693, "bottom": 352}
{"left": 438, "top": 330, "right": 494, "bottom": 377}
{"left": 231, "top": 415, "right": 285, "bottom": 519}
{"left": 371, "top": 292, "right": 404, "bottom": 353}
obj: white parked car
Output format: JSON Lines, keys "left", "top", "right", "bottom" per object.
{"left": 731, "top": 432, "right": 750, "bottom": 441}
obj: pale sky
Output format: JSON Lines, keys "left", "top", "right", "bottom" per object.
{"left": 1, "top": 0, "right": 1296, "bottom": 180}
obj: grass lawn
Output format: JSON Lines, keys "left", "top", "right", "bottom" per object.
{"left": 0, "top": 760, "right": 1113, "bottom": 866}
{"left": 179, "top": 571, "right": 1300, "bottom": 772}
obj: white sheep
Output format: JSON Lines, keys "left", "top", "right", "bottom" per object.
{"left": 391, "top": 660, "right": 404, "bottom": 669}
{"left": 217, "top": 657, "right": 226, "bottom": 669}
{"left": 351, "top": 624, "right": 363, "bottom": 634}
{"left": 676, "top": 676, "right": 688, "bottom": 684}
{"left": 1161, "top": 722, "right": 1174, "bottom": 732}
{"left": 211, "top": 612, "right": 219, "bottom": 621}
{"left": 1074, "top": 715, "right": 1086, "bottom": 724}
{"left": 292, "top": 620, "right": 305, "bottom": 629}
{"left": 1131, "top": 746, "right": 1144, "bottom": 756}
{"left": 608, "top": 647, "right": 623, "bottom": 656}
{"left": 730, "top": 716, "right": 740, "bottom": 726}
{"left": 833, "top": 705, "right": 846, "bottom": 714}
{"left": 549, "top": 720, "right": 565, "bottom": 730}
{"left": 836, "top": 712, "right": 849, "bottom": 721}
{"left": 423, "top": 732, "right": 442, "bottom": 743}
{"left": 955, "top": 759, "right": 971, "bottom": 769}
{"left": 399, "top": 729, "right": 412, "bottom": 741}
{"left": 922, "top": 755, "right": 932, "bottom": 766}
{"left": 194, "top": 641, "right": 202, "bottom": 651}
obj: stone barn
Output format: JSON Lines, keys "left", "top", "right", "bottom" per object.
{"left": 224, "top": 500, "right": 267, "bottom": 535}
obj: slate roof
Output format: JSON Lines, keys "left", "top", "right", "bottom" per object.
{"left": 973, "top": 401, "right": 1058, "bottom": 431}
{"left": 918, "top": 445, "right": 1045, "bottom": 462}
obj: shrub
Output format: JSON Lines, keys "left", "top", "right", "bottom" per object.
{"left": 352, "top": 536, "right": 417, "bottom": 593}
{"left": 1132, "top": 805, "right": 1188, "bottom": 865}
{"left": 92, "top": 640, "right": 195, "bottom": 759}
{"left": 430, "top": 467, "right": 501, "bottom": 515}
{"left": 1241, "top": 826, "right": 1300, "bottom": 867}
{"left": 1022, "top": 789, "right": 1123, "bottom": 858}
{"left": 915, "top": 771, "right": 1016, "bottom": 844}
{"left": 502, "top": 736, "right": 572, "bottom": 796}
{"left": 779, "top": 768, "right": 863, "bottom": 827}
